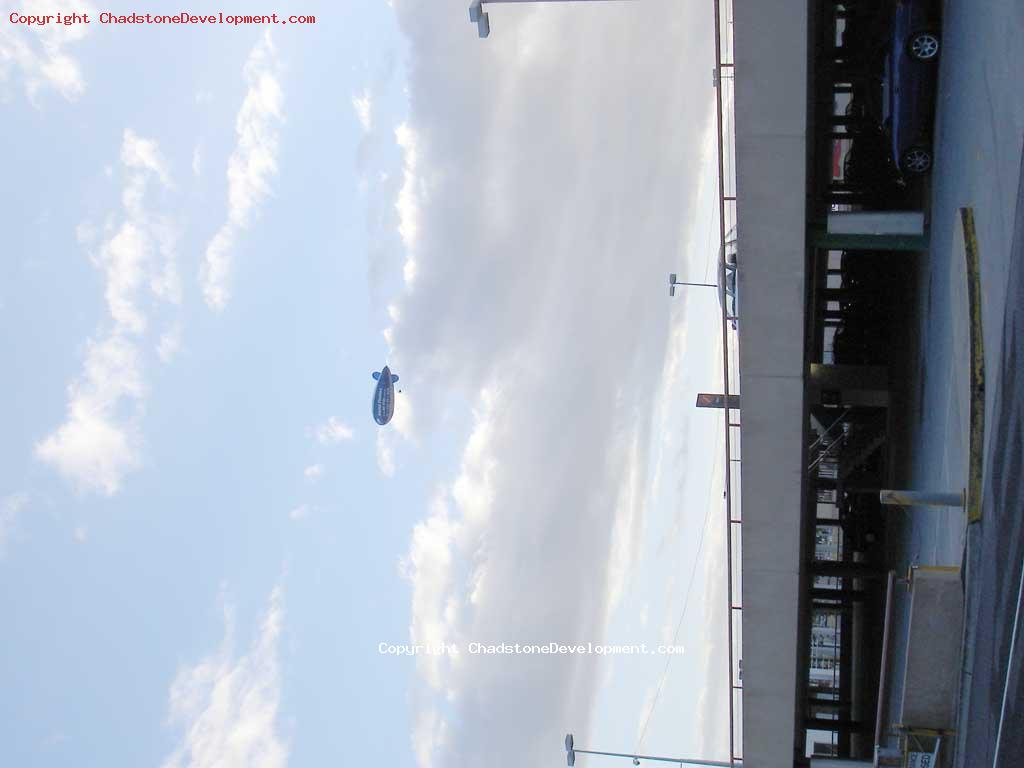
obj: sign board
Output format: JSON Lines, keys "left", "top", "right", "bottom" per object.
{"left": 905, "top": 737, "right": 941, "bottom": 768}
{"left": 695, "top": 393, "right": 740, "bottom": 410}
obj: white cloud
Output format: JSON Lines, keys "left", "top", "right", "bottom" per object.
{"left": 352, "top": 88, "right": 373, "bottom": 132}
{"left": 376, "top": 432, "right": 395, "bottom": 477}
{"left": 302, "top": 463, "right": 323, "bottom": 481}
{"left": 388, "top": 380, "right": 414, "bottom": 438}
{"left": 0, "top": 492, "right": 29, "bottom": 556}
{"left": 605, "top": 425, "right": 651, "bottom": 614}
{"left": 36, "top": 333, "right": 145, "bottom": 495}
{"left": 412, "top": 709, "right": 448, "bottom": 768}
{"left": 157, "top": 323, "right": 183, "bottom": 363}
{"left": 288, "top": 504, "right": 310, "bottom": 521}
{"left": 693, "top": 518, "right": 729, "bottom": 760}
{"left": 161, "top": 585, "right": 288, "bottom": 768}
{"left": 393, "top": 122, "right": 421, "bottom": 287}
{"left": 192, "top": 146, "right": 202, "bottom": 177}
{"left": 0, "top": 1, "right": 96, "bottom": 102}
{"left": 36, "top": 129, "right": 177, "bottom": 495}
{"left": 121, "top": 129, "right": 171, "bottom": 186}
{"left": 380, "top": 1, "right": 718, "bottom": 765}
{"left": 200, "top": 32, "right": 284, "bottom": 310}
{"left": 314, "top": 416, "right": 353, "bottom": 444}
{"left": 72, "top": 525, "right": 88, "bottom": 543}
{"left": 98, "top": 221, "right": 148, "bottom": 333}
{"left": 399, "top": 488, "right": 461, "bottom": 690}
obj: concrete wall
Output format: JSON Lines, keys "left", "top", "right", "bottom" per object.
{"left": 734, "top": 1, "right": 809, "bottom": 766}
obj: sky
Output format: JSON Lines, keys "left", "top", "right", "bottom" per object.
{"left": 0, "top": 1, "right": 732, "bottom": 766}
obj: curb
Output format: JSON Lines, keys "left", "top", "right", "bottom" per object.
{"left": 953, "top": 207, "right": 985, "bottom": 768}
{"left": 961, "top": 207, "right": 985, "bottom": 525}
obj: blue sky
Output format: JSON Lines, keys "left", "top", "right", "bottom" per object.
{"left": 0, "top": 2, "right": 731, "bottom": 766}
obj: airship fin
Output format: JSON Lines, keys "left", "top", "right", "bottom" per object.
{"left": 372, "top": 371, "right": 381, "bottom": 380}
{"left": 391, "top": 375, "right": 399, "bottom": 383}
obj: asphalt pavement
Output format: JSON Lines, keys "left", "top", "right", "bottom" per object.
{"left": 879, "top": 1, "right": 1024, "bottom": 764}
{"left": 956, "top": 153, "right": 1024, "bottom": 768}
{"left": 932, "top": 2, "right": 1024, "bottom": 766}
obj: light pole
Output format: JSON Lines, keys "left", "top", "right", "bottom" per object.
{"left": 564, "top": 734, "right": 735, "bottom": 768}
{"left": 469, "top": 0, "right": 633, "bottom": 38}
{"left": 668, "top": 272, "right": 718, "bottom": 297}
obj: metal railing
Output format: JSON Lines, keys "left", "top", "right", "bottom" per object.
{"left": 713, "top": 0, "right": 742, "bottom": 764}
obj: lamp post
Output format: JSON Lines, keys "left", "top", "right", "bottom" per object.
{"left": 564, "top": 734, "right": 735, "bottom": 768}
{"left": 668, "top": 272, "right": 718, "bottom": 297}
{"left": 469, "top": 0, "right": 633, "bottom": 38}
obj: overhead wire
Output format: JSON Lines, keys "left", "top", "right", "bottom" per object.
{"left": 635, "top": 419, "right": 724, "bottom": 753}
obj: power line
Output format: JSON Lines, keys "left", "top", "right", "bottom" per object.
{"left": 635, "top": 423, "right": 723, "bottom": 751}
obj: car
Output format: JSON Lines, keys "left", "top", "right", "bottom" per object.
{"left": 883, "top": 0, "right": 941, "bottom": 175}
{"left": 718, "top": 230, "right": 738, "bottom": 330}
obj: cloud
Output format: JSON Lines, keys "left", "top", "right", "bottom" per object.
{"left": 36, "top": 129, "right": 177, "bottom": 495}
{"left": 157, "top": 323, "right": 183, "bottom": 363}
{"left": 288, "top": 504, "right": 311, "bottom": 521}
{"left": 314, "top": 416, "right": 353, "bottom": 444}
{"left": 373, "top": 377, "right": 413, "bottom": 477}
{"left": 161, "top": 585, "right": 288, "bottom": 768}
{"left": 302, "top": 463, "right": 323, "bottom": 481}
{"left": 376, "top": 432, "right": 396, "bottom": 477}
{"left": 412, "top": 709, "right": 448, "bottom": 768}
{"left": 350, "top": 52, "right": 401, "bottom": 294}
{"left": 393, "top": 122, "right": 421, "bottom": 286}
{"left": 381, "top": 1, "right": 717, "bottom": 765}
{"left": 121, "top": 130, "right": 172, "bottom": 187}
{"left": 693, "top": 505, "right": 729, "bottom": 760}
{"left": 352, "top": 87, "right": 373, "bottom": 132}
{"left": 36, "top": 335, "right": 145, "bottom": 494}
{"left": 0, "top": 492, "right": 29, "bottom": 557}
{"left": 200, "top": 32, "right": 284, "bottom": 310}
{"left": 0, "top": 1, "right": 96, "bottom": 102}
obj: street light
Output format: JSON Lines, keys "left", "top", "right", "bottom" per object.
{"left": 669, "top": 272, "right": 718, "bottom": 297}
{"left": 469, "top": 0, "right": 634, "bottom": 39}
{"left": 469, "top": 0, "right": 490, "bottom": 37}
{"left": 564, "top": 733, "right": 735, "bottom": 768}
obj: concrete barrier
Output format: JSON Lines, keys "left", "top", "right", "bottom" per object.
{"left": 899, "top": 567, "right": 964, "bottom": 730}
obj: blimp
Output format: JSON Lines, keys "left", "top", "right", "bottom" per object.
{"left": 371, "top": 366, "right": 400, "bottom": 425}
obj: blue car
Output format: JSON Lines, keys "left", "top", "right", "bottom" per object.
{"left": 883, "top": 0, "right": 941, "bottom": 175}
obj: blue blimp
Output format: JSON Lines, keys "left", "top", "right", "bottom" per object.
{"left": 371, "top": 365, "right": 400, "bottom": 425}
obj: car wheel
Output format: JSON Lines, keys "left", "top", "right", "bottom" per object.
{"left": 908, "top": 31, "right": 940, "bottom": 61}
{"left": 901, "top": 147, "right": 932, "bottom": 174}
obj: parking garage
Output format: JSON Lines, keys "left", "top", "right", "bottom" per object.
{"left": 732, "top": 0, "right": 953, "bottom": 765}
